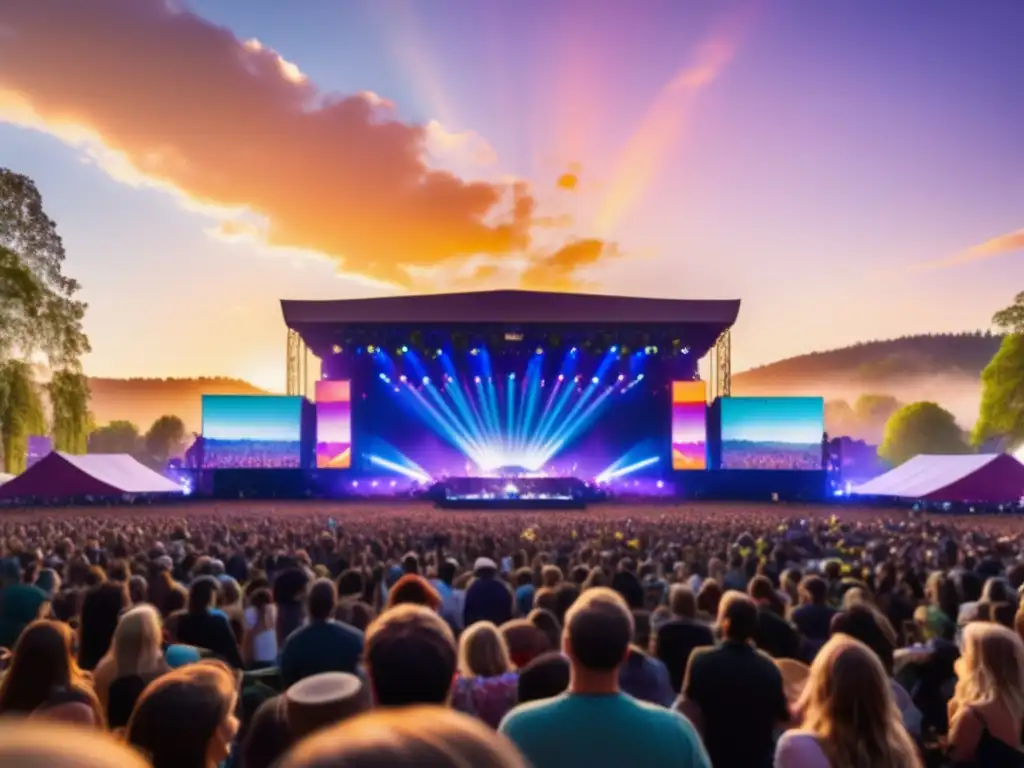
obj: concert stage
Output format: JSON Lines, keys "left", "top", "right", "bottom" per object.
{"left": 183, "top": 290, "right": 832, "bottom": 504}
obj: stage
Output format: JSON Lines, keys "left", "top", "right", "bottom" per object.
{"left": 178, "top": 290, "right": 834, "bottom": 505}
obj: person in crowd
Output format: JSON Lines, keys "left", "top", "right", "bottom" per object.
{"left": 283, "top": 671, "right": 371, "bottom": 741}
{"left": 517, "top": 651, "right": 571, "bottom": 703}
{"left": 500, "top": 588, "right": 710, "bottom": 768}
{"left": 0, "top": 556, "right": 49, "bottom": 650}
{"left": 655, "top": 584, "right": 715, "bottom": 693}
{"left": 386, "top": 573, "right": 442, "bottom": 611}
{"left": 947, "top": 622, "right": 1024, "bottom": 764}
{"left": 500, "top": 618, "right": 550, "bottom": 669}
{"left": 677, "top": 591, "right": 790, "bottom": 768}
{"left": 91, "top": 604, "right": 169, "bottom": 728}
{"left": 278, "top": 707, "right": 528, "bottom": 767}
{"left": 31, "top": 684, "right": 106, "bottom": 729}
{"left": 790, "top": 575, "right": 838, "bottom": 644}
{"left": 174, "top": 575, "right": 244, "bottom": 668}
{"left": 363, "top": 603, "right": 458, "bottom": 706}
{"left": 279, "top": 578, "right": 364, "bottom": 686}
{"left": 464, "top": 557, "right": 514, "bottom": 627}
{"left": 0, "top": 721, "right": 150, "bottom": 768}
{"left": 126, "top": 660, "right": 240, "bottom": 768}
{"left": 528, "top": 607, "right": 561, "bottom": 652}
{"left": 77, "top": 582, "right": 129, "bottom": 671}
{"left": 273, "top": 567, "right": 310, "bottom": 647}
{"left": 242, "top": 587, "right": 278, "bottom": 669}
{"left": 0, "top": 619, "right": 89, "bottom": 716}
{"left": 452, "top": 621, "right": 519, "bottom": 728}
{"left": 775, "top": 634, "right": 923, "bottom": 767}
{"left": 433, "top": 558, "right": 466, "bottom": 632}
{"left": 749, "top": 575, "right": 802, "bottom": 660}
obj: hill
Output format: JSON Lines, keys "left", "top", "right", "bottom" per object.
{"left": 87, "top": 377, "right": 268, "bottom": 433}
{"left": 733, "top": 332, "right": 1002, "bottom": 439}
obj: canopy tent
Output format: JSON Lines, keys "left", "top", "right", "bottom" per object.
{"left": 852, "top": 453, "right": 1024, "bottom": 503}
{"left": 0, "top": 452, "right": 183, "bottom": 499}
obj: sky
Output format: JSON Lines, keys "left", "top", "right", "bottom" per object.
{"left": 1, "top": 0, "right": 1022, "bottom": 392}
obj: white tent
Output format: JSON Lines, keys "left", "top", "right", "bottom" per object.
{"left": 852, "top": 453, "right": 1024, "bottom": 503}
{"left": 0, "top": 473, "right": 13, "bottom": 486}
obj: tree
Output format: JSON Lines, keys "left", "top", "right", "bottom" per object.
{"left": 0, "top": 360, "right": 46, "bottom": 474}
{"left": 992, "top": 291, "right": 1024, "bottom": 335}
{"left": 144, "top": 415, "right": 187, "bottom": 466}
{"left": 973, "top": 333, "right": 1024, "bottom": 450}
{"left": 0, "top": 170, "right": 90, "bottom": 367}
{"left": 49, "top": 370, "right": 92, "bottom": 455}
{"left": 878, "top": 401, "right": 970, "bottom": 466}
{"left": 1, "top": 169, "right": 91, "bottom": 464}
{"left": 89, "top": 421, "right": 141, "bottom": 455}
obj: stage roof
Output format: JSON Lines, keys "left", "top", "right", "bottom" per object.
{"left": 851, "top": 453, "right": 1024, "bottom": 503}
{"left": 281, "top": 290, "right": 740, "bottom": 358}
{"left": 0, "top": 453, "right": 183, "bottom": 500}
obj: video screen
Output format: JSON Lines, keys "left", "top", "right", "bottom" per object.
{"left": 720, "top": 397, "right": 824, "bottom": 470}
{"left": 201, "top": 395, "right": 303, "bottom": 469}
{"left": 316, "top": 380, "right": 351, "bottom": 469}
{"left": 357, "top": 346, "right": 670, "bottom": 483}
{"left": 671, "top": 381, "right": 706, "bottom": 470}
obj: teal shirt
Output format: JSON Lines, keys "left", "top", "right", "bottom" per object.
{"left": 499, "top": 692, "right": 710, "bottom": 768}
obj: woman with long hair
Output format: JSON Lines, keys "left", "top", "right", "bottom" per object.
{"left": 174, "top": 576, "right": 243, "bottom": 668}
{"left": 0, "top": 620, "right": 91, "bottom": 716}
{"left": 947, "top": 622, "right": 1024, "bottom": 765}
{"left": 242, "top": 587, "right": 278, "bottom": 669}
{"left": 775, "top": 634, "right": 922, "bottom": 768}
{"left": 126, "top": 660, "right": 239, "bottom": 768}
{"left": 452, "top": 622, "right": 518, "bottom": 729}
{"left": 93, "top": 605, "right": 170, "bottom": 728}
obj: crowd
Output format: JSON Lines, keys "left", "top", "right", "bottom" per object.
{"left": 201, "top": 441, "right": 302, "bottom": 470}
{"left": 1, "top": 501, "right": 1024, "bottom": 767}
{"left": 720, "top": 444, "right": 823, "bottom": 471}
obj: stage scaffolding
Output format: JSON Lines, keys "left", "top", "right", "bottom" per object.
{"left": 708, "top": 329, "right": 732, "bottom": 402}
{"left": 286, "top": 328, "right": 315, "bottom": 399}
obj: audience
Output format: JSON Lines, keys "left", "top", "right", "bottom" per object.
{"left": 3, "top": 502, "right": 1024, "bottom": 766}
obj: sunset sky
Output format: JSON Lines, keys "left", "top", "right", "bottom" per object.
{"left": 1, "top": 0, "right": 1022, "bottom": 391}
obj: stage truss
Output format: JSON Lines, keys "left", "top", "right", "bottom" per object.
{"left": 290, "top": 327, "right": 733, "bottom": 403}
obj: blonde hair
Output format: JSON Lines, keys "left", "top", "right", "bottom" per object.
{"left": 114, "top": 605, "right": 164, "bottom": 678}
{"left": 458, "top": 622, "right": 512, "bottom": 678}
{"left": 954, "top": 622, "right": 1024, "bottom": 722}
{"left": 279, "top": 706, "right": 527, "bottom": 767}
{"left": 798, "top": 635, "right": 921, "bottom": 768}
{"left": 0, "top": 721, "right": 149, "bottom": 767}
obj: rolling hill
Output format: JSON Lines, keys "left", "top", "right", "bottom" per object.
{"left": 733, "top": 332, "right": 1002, "bottom": 438}
{"left": 85, "top": 333, "right": 1004, "bottom": 437}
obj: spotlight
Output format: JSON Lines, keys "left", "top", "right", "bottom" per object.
{"left": 536, "top": 347, "right": 543, "bottom": 355}
{"left": 474, "top": 375, "right": 481, "bottom": 383}
{"left": 378, "top": 373, "right": 387, "bottom": 381}
{"left": 637, "top": 374, "right": 645, "bottom": 381}
{"left": 570, "top": 347, "right": 578, "bottom": 355}
{"left": 367, "top": 345, "right": 376, "bottom": 354}
{"left": 471, "top": 348, "right": 479, "bottom": 356}
{"left": 351, "top": 481, "right": 359, "bottom": 487}
{"left": 618, "top": 374, "right": 625, "bottom": 381}
{"left": 331, "top": 344, "right": 342, "bottom": 354}
{"left": 422, "top": 376, "right": 430, "bottom": 385}
{"left": 390, "top": 480, "right": 397, "bottom": 487}
{"left": 399, "top": 375, "right": 407, "bottom": 383}
{"left": 436, "top": 349, "right": 443, "bottom": 356}
{"left": 509, "top": 373, "right": 516, "bottom": 380}
{"left": 652, "top": 346, "right": 658, "bottom": 354}
{"left": 401, "top": 345, "right": 408, "bottom": 353}
{"left": 591, "top": 376, "right": 599, "bottom": 384}
{"left": 681, "top": 346, "right": 690, "bottom": 355}
{"left": 610, "top": 346, "right": 618, "bottom": 353}
{"left": 656, "top": 480, "right": 665, "bottom": 489}
{"left": 371, "top": 480, "right": 378, "bottom": 487}
{"left": 558, "top": 374, "right": 565, "bottom": 381}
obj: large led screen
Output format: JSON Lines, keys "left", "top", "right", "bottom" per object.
{"left": 201, "top": 395, "right": 303, "bottom": 469}
{"left": 357, "top": 346, "right": 672, "bottom": 483}
{"left": 671, "top": 381, "right": 706, "bottom": 470}
{"left": 316, "top": 380, "right": 351, "bottom": 469}
{"left": 720, "top": 397, "right": 824, "bottom": 470}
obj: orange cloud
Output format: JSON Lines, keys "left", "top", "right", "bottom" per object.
{"left": 520, "top": 239, "right": 613, "bottom": 291}
{"left": 909, "top": 228, "right": 1024, "bottom": 272}
{"left": 0, "top": 0, "right": 567, "bottom": 288}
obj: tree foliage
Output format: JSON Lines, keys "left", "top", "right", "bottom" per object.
{"left": 878, "top": 401, "right": 970, "bottom": 466}
{"left": 0, "top": 170, "right": 90, "bottom": 368}
{"left": 853, "top": 394, "right": 902, "bottom": 425}
{"left": 88, "top": 421, "right": 141, "bottom": 455}
{"left": 973, "top": 333, "right": 1024, "bottom": 450}
{"left": 144, "top": 415, "right": 187, "bottom": 465}
{"left": 992, "top": 291, "right": 1024, "bottom": 335}
{"left": 49, "top": 370, "right": 92, "bottom": 455}
{"left": 0, "top": 360, "right": 46, "bottom": 474}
